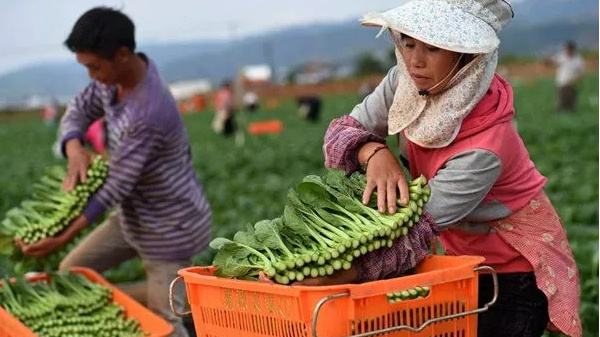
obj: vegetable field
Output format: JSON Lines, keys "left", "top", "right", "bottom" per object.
{"left": 0, "top": 74, "right": 597, "bottom": 336}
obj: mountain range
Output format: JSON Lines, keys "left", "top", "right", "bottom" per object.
{"left": 0, "top": 0, "right": 597, "bottom": 106}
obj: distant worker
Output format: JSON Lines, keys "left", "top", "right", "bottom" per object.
{"left": 546, "top": 41, "right": 585, "bottom": 113}
{"left": 243, "top": 90, "right": 260, "bottom": 113}
{"left": 297, "top": 95, "right": 322, "bottom": 122}
{"left": 212, "top": 80, "right": 236, "bottom": 135}
{"left": 84, "top": 118, "right": 106, "bottom": 155}
{"left": 41, "top": 99, "right": 59, "bottom": 126}
{"left": 52, "top": 118, "right": 107, "bottom": 159}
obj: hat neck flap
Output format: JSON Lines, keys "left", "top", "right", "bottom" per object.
{"left": 388, "top": 40, "right": 498, "bottom": 148}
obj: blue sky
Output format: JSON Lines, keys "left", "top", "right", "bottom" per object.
{"left": 0, "top": 0, "right": 405, "bottom": 75}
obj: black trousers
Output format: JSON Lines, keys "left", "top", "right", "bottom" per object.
{"left": 557, "top": 85, "right": 577, "bottom": 112}
{"left": 478, "top": 272, "right": 549, "bottom": 337}
{"left": 223, "top": 116, "right": 236, "bottom": 136}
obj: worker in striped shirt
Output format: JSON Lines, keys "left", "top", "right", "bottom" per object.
{"left": 19, "top": 7, "right": 211, "bottom": 337}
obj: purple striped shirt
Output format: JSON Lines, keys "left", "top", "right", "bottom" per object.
{"left": 60, "top": 55, "right": 211, "bottom": 260}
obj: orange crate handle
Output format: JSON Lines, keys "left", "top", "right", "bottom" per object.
{"left": 169, "top": 276, "right": 191, "bottom": 317}
{"left": 310, "top": 265, "right": 498, "bottom": 337}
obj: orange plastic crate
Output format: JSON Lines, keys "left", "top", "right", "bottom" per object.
{"left": 0, "top": 267, "right": 173, "bottom": 337}
{"left": 248, "top": 120, "right": 284, "bottom": 135}
{"left": 177, "top": 255, "right": 495, "bottom": 337}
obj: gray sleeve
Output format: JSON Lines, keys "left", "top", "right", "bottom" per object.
{"left": 349, "top": 66, "right": 398, "bottom": 138}
{"left": 424, "top": 149, "right": 502, "bottom": 227}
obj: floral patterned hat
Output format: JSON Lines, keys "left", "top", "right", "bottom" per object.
{"left": 361, "top": 0, "right": 514, "bottom": 54}
{"left": 360, "top": 0, "right": 514, "bottom": 148}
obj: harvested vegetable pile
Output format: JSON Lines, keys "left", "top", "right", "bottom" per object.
{"left": 210, "top": 170, "right": 429, "bottom": 284}
{"left": 0, "top": 157, "right": 108, "bottom": 274}
{"left": 0, "top": 272, "right": 145, "bottom": 337}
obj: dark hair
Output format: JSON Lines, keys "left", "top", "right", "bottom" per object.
{"left": 566, "top": 40, "right": 577, "bottom": 51}
{"left": 64, "top": 7, "right": 136, "bottom": 59}
{"left": 459, "top": 53, "right": 475, "bottom": 68}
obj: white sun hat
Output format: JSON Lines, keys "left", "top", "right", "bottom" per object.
{"left": 366, "top": 0, "right": 514, "bottom": 148}
{"left": 361, "top": 0, "right": 514, "bottom": 54}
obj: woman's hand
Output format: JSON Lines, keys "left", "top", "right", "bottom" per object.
{"left": 63, "top": 139, "right": 91, "bottom": 192}
{"left": 358, "top": 142, "right": 409, "bottom": 214}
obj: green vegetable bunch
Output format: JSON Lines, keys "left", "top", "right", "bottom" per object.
{"left": 210, "top": 169, "right": 429, "bottom": 284}
{"left": 0, "top": 157, "right": 108, "bottom": 275}
{"left": 0, "top": 157, "right": 108, "bottom": 244}
{"left": 0, "top": 272, "right": 145, "bottom": 337}
{"left": 386, "top": 286, "right": 430, "bottom": 303}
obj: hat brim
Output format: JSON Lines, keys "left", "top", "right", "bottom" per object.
{"left": 361, "top": 0, "right": 499, "bottom": 54}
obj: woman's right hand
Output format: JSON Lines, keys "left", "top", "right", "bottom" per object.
{"left": 358, "top": 142, "right": 409, "bottom": 214}
{"left": 63, "top": 139, "right": 91, "bottom": 192}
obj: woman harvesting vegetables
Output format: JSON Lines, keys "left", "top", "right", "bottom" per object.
{"left": 318, "top": 1, "right": 581, "bottom": 336}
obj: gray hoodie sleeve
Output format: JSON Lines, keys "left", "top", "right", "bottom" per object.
{"left": 349, "top": 66, "right": 399, "bottom": 138}
{"left": 425, "top": 149, "right": 505, "bottom": 227}
{"left": 343, "top": 66, "right": 503, "bottom": 228}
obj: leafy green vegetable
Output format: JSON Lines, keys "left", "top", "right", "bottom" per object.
{"left": 0, "top": 272, "right": 144, "bottom": 337}
{"left": 0, "top": 158, "right": 108, "bottom": 275}
{"left": 211, "top": 170, "right": 429, "bottom": 284}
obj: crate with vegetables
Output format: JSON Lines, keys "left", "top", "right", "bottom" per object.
{"left": 0, "top": 267, "right": 172, "bottom": 337}
{"left": 173, "top": 169, "right": 497, "bottom": 337}
{"left": 0, "top": 157, "right": 174, "bottom": 337}
{"left": 210, "top": 170, "right": 429, "bottom": 284}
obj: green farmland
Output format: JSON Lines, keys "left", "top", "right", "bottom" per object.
{"left": 0, "top": 75, "right": 597, "bottom": 336}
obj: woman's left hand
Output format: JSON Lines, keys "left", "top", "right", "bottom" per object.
{"left": 358, "top": 142, "right": 409, "bottom": 214}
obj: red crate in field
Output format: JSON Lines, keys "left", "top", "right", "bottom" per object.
{"left": 248, "top": 120, "right": 284, "bottom": 135}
